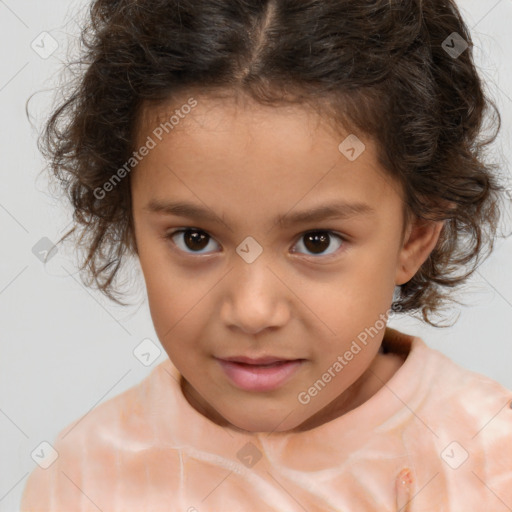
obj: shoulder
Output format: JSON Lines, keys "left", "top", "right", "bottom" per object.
{"left": 414, "top": 339, "right": 512, "bottom": 435}
{"left": 404, "top": 338, "right": 512, "bottom": 508}
{"left": 441, "top": 355, "right": 512, "bottom": 500}
{"left": 20, "top": 359, "right": 184, "bottom": 511}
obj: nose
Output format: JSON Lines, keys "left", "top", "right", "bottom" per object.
{"left": 220, "top": 259, "right": 291, "bottom": 335}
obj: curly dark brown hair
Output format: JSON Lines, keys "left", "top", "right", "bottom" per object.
{"left": 38, "top": 0, "right": 508, "bottom": 327}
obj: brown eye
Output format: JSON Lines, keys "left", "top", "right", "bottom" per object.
{"left": 293, "top": 230, "right": 345, "bottom": 257}
{"left": 166, "top": 228, "right": 220, "bottom": 254}
{"left": 164, "top": 228, "right": 346, "bottom": 258}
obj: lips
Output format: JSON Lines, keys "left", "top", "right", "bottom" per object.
{"left": 221, "top": 355, "right": 297, "bottom": 365}
{"left": 215, "top": 356, "right": 305, "bottom": 392}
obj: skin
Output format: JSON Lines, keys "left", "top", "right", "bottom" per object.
{"left": 130, "top": 90, "right": 444, "bottom": 433}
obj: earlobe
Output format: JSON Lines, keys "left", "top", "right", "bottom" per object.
{"left": 395, "top": 218, "right": 445, "bottom": 286}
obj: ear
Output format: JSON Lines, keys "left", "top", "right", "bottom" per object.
{"left": 395, "top": 216, "right": 445, "bottom": 286}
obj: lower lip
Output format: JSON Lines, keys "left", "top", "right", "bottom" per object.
{"left": 216, "top": 359, "right": 304, "bottom": 392}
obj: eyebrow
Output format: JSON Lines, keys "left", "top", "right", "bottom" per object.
{"left": 144, "top": 199, "right": 376, "bottom": 228}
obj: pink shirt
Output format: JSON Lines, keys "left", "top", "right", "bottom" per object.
{"left": 21, "top": 330, "right": 512, "bottom": 511}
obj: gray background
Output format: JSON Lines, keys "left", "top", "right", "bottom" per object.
{"left": 1, "top": 0, "right": 511, "bottom": 510}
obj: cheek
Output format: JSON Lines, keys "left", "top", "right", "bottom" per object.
{"left": 136, "top": 245, "right": 185, "bottom": 344}
{"left": 306, "top": 265, "right": 394, "bottom": 372}
{"left": 347, "top": 242, "right": 399, "bottom": 305}
{"left": 140, "top": 259, "right": 210, "bottom": 361}
{"left": 306, "top": 265, "right": 393, "bottom": 334}
{"left": 136, "top": 230, "right": 179, "bottom": 312}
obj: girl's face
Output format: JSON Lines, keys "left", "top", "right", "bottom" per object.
{"left": 130, "top": 92, "right": 442, "bottom": 433}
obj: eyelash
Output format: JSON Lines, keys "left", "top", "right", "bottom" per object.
{"left": 163, "top": 228, "right": 348, "bottom": 259}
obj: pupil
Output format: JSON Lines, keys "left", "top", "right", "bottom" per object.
{"left": 304, "top": 232, "right": 329, "bottom": 254}
{"left": 185, "top": 230, "right": 209, "bottom": 251}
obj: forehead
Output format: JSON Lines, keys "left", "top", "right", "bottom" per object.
{"left": 131, "top": 92, "right": 404, "bottom": 225}
{"left": 135, "top": 91, "right": 377, "bottom": 172}
{"left": 137, "top": 90, "right": 335, "bottom": 144}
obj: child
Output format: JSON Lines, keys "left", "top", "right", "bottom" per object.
{"left": 21, "top": 0, "right": 512, "bottom": 510}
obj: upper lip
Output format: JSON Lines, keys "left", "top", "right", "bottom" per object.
{"left": 217, "top": 356, "right": 301, "bottom": 365}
